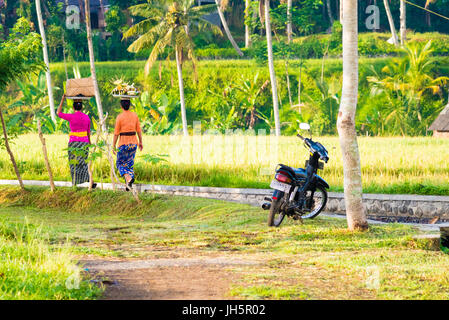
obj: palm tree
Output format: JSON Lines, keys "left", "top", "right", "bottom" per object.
{"left": 215, "top": 0, "right": 243, "bottom": 56}
{"left": 383, "top": 0, "right": 399, "bottom": 46}
{"left": 35, "top": 0, "right": 56, "bottom": 123}
{"left": 123, "top": 0, "right": 221, "bottom": 136}
{"left": 245, "top": 0, "right": 251, "bottom": 47}
{"left": 367, "top": 41, "right": 449, "bottom": 135}
{"left": 400, "top": 0, "right": 406, "bottom": 45}
{"left": 286, "top": 0, "right": 292, "bottom": 43}
{"left": 425, "top": 0, "right": 436, "bottom": 27}
{"left": 260, "top": 0, "right": 281, "bottom": 136}
{"left": 84, "top": 0, "right": 105, "bottom": 131}
{"left": 325, "top": 0, "right": 334, "bottom": 25}
{"left": 337, "top": 0, "right": 368, "bottom": 231}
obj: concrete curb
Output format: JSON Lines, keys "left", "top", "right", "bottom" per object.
{"left": 1, "top": 179, "right": 448, "bottom": 222}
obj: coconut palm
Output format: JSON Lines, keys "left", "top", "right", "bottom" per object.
{"left": 215, "top": 0, "right": 243, "bottom": 56}
{"left": 259, "top": 0, "right": 281, "bottom": 136}
{"left": 123, "top": 0, "right": 221, "bottom": 136}
{"left": 400, "top": 0, "right": 406, "bottom": 45}
{"left": 383, "top": 0, "right": 399, "bottom": 46}
{"left": 245, "top": 0, "right": 252, "bottom": 47}
{"left": 425, "top": 0, "right": 437, "bottom": 27}
{"left": 286, "top": 0, "right": 292, "bottom": 43}
{"left": 367, "top": 41, "right": 449, "bottom": 135}
{"left": 84, "top": 0, "right": 106, "bottom": 131}
{"left": 35, "top": 0, "right": 56, "bottom": 123}
{"left": 337, "top": 0, "right": 368, "bottom": 231}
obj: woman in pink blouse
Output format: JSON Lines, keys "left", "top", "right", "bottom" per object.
{"left": 57, "top": 94, "right": 95, "bottom": 188}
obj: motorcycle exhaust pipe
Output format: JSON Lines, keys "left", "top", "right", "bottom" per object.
{"left": 262, "top": 202, "right": 271, "bottom": 210}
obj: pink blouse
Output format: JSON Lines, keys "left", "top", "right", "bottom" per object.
{"left": 58, "top": 111, "right": 91, "bottom": 143}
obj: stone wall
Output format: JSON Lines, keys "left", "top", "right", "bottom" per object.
{"left": 138, "top": 185, "right": 449, "bottom": 223}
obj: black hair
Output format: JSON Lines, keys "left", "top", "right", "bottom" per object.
{"left": 73, "top": 101, "right": 83, "bottom": 111}
{"left": 121, "top": 100, "right": 131, "bottom": 110}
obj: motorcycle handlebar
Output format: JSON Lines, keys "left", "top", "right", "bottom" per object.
{"left": 296, "top": 133, "right": 305, "bottom": 140}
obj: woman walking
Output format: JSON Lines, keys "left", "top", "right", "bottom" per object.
{"left": 57, "top": 94, "right": 95, "bottom": 188}
{"left": 113, "top": 99, "right": 143, "bottom": 190}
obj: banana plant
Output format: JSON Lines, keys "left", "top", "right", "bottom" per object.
{"left": 133, "top": 92, "right": 178, "bottom": 135}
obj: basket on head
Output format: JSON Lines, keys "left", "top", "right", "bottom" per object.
{"left": 66, "top": 77, "right": 95, "bottom": 98}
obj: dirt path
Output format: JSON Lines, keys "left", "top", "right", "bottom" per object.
{"left": 82, "top": 257, "right": 261, "bottom": 300}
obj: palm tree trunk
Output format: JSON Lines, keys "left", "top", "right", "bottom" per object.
{"left": 285, "top": 60, "right": 292, "bottom": 108}
{"left": 287, "top": 0, "right": 292, "bottom": 43}
{"left": 264, "top": 0, "right": 281, "bottom": 136}
{"left": 339, "top": 0, "right": 343, "bottom": 24}
{"left": 400, "top": 0, "right": 406, "bottom": 46}
{"left": 215, "top": 0, "right": 244, "bottom": 57}
{"left": 84, "top": 0, "right": 106, "bottom": 132}
{"left": 245, "top": 0, "right": 251, "bottom": 48}
{"left": 0, "top": 108, "right": 24, "bottom": 191}
{"left": 37, "top": 119, "right": 55, "bottom": 192}
{"left": 337, "top": 0, "right": 368, "bottom": 231}
{"left": 36, "top": 0, "right": 56, "bottom": 123}
{"left": 298, "top": 61, "right": 303, "bottom": 113}
{"left": 383, "top": 0, "right": 399, "bottom": 46}
{"left": 175, "top": 46, "right": 188, "bottom": 136}
{"left": 325, "top": 0, "right": 334, "bottom": 25}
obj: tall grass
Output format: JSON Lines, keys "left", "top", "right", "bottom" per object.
{"left": 1, "top": 134, "right": 449, "bottom": 195}
{"left": 0, "top": 219, "right": 101, "bottom": 299}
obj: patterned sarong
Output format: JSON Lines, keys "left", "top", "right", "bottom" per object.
{"left": 67, "top": 141, "right": 89, "bottom": 185}
{"left": 116, "top": 144, "right": 137, "bottom": 179}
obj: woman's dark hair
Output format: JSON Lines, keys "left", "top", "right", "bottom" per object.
{"left": 73, "top": 101, "right": 83, "bottom": 111}
{"left": 121, "top": 99, "right": 131, "bottom": 110}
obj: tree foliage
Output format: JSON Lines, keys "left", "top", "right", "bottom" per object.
{"left": 0, "top": 17, "right": 44, "bottom": 91}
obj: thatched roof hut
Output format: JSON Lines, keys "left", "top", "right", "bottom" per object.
{"left": 429, "top": 104, "right": 449, "bottom": 138}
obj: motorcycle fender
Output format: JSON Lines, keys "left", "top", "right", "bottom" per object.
{"left": 294, "top": 168, "right": 330, "bottom": 189}
{"left": 272, "top": 189, "right": 284, "bottom": 200}
{"left": 316, "top": 176, "right": 330, "bottom": 189}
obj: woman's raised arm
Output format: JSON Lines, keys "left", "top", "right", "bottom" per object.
{"left": 57, "top": 94, "right": 66, "bottom": 116}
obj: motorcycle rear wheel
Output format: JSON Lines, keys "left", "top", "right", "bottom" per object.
{"left": 267, "top": 198, "right": 285, "bottom": 227}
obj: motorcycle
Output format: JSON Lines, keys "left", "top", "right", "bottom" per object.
{"left": 262, "top": 123, "right": 330, "bottom": 227}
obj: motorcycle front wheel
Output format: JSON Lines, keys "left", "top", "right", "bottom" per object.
{"left": 267, "top": 198, "right": 285, "bottom": 227}
{"left": 301, "top": 185, "right": 328, "bottom": 219}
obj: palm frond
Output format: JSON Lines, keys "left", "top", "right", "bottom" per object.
{"left": 145, "top": 28, "right": 174, "bottom": 76}
{"left": 127, "top": 23, "right": 168, "bottom": 53}
{"left": 128, "top": 2, "right": 165, "bottom": 19}
{"left": 123, "top": 19, "right": 155, "bottom": 39}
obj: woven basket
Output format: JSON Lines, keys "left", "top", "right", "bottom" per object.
{"left": 66, "top": 78, "right": 95, "bottom": 97}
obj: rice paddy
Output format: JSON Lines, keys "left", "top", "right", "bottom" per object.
{"left": 1, "top": 134, "right": 449, "bottom": 195}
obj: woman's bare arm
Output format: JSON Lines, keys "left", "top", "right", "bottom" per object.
{"left": 137, "top": 132, "right": 143, "bottom": 151}
{"left": 57, "top": 94, "right": 66, "bottom": 115}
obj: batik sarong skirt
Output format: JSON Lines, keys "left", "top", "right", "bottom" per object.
{"left": 67, "top": 141, "right": 89, "bottom": 185}
{"left": 116, "top": 144, "right": 137, "bottom": 179}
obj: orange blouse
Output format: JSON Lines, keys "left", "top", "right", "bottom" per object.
{"left": 114, "top": 110, "right": 142, "bottom": 147}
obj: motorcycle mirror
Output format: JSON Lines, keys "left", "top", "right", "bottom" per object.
{"left": 299, "top": 123, "right": 310, "bottom": 131}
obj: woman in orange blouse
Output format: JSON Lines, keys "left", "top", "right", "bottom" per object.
{"left": 113, "top": 99, "right": 143, "bottom": 190}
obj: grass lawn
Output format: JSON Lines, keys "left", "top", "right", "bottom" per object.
{"left": 0, "top": 204, "right": 102, "bottom": 299}
{"left": 1, "top": 186, "right": 449, "bottom": 299}
{"left": 1, "top": 134, "right": 449, "bottom": 195}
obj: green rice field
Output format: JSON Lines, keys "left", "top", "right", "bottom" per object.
{"left": 1, "top": 134, "right": 449, "bottom": 195}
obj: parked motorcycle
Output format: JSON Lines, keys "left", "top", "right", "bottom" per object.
{"left": 262, "top": 123, "right": 330, "bottom": 227}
